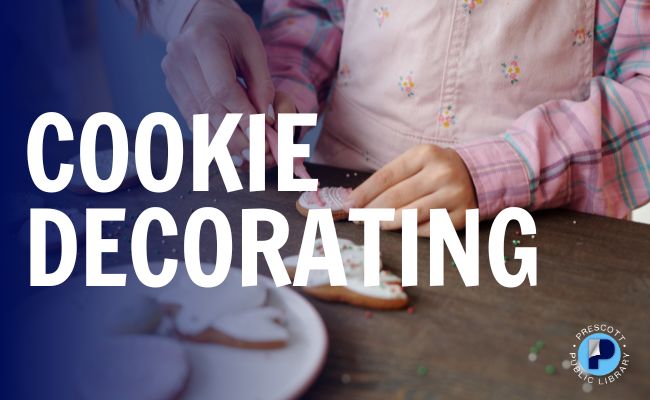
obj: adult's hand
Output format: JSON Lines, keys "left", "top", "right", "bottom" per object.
{"left": 344, "top": 145, "right": 478, "bottom": 235}
{"left": 161, "top": 0, "right": 275, "bottom": 167}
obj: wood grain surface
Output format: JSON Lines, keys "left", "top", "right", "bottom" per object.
{"left": 31, "top": 130, "right": 650, "bottom": 399}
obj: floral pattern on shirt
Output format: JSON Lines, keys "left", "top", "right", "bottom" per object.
{"left": 374, "top": 6, "right": 390, "bottom": 27}
{"left": 463, "top": 0, "right": 484, "bottom": 14}
{"left": 399, "top": 72, "right": 415, "bottom": 97}
{"left": 572, "top": 27, "right": 593, "bottom": 46}
{"left": 501, "top": 56, "right": 521, "bottom": 85}
{"left": 438, "top": 105, "right": 456, "bottom": 128}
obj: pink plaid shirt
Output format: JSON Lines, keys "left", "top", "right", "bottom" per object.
{"left": 261, "top": 0, "right": 650, "bottom": 220}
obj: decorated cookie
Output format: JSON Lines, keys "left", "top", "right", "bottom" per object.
{"left": 19, "top": 208, "right": 85, "bottom": 250}
{"left": 283, "top": 239, "right": 409, "bottom": 310}
{"left": 155, "top": 273, "right": 289, "bottom": 349}
{"left": 104, "top": 295, "right": 164, "bottom": 335}
{"left": 296, "top": 187, "right": 352, "bottom": 221}
{"left": 68, "top": 149, "right": 139, "bottom": 194}
{"left": 77, "top": 335, "right": 190, "bottom": 400}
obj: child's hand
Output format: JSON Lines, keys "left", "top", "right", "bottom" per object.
{"left": 345, "top": 145, "right": 478, "bottom": 234}
{"left": 263, "top": 91, "right": 298, "bottom": 168}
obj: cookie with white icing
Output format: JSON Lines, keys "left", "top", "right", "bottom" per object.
{"left": 77, "top": 335, "right": 190, "bottom": 400}
{"left": 296, "top": 187, "right": 352, "bottom": 221}
{"left": 68, "top": 149, "right": 138, "bottom": 194}
{"left": 155, "top": 272, "right": 289, "bottom": 349}
{"left": 283, "top": 239, "right": 409, "bottom": 309}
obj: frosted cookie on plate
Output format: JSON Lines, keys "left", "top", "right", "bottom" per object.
{"left": 155, "top": 272, "right": 289, "bottom": 349}
{"left": 68, "top": 149, "right": 138, "bottom": 194}
{"left": 296, "top": 187, "right": 352, "bottom": 221}
{"left": 283, "top": 239, "right": 408, "bottom": 310}
{"left": 77, "top": 335, "right": 190, "bottom": 400}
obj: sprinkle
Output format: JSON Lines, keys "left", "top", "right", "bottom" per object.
{"left": 364, "top": 311, "right": 373, "bottom": 319}
{"left": 353, "top": 172, "right": 358, "bottom": 176}
{"left": 345, "top": 173, "right": 350, "bottom": 178}
{"left": 561, "top": 360, "right": 571, "bottom": 370}
{"left": 544, "top": 365, "right": 556, "bottom": 375}
{"left": 531, "top": 235, "right": 536, "bottom": 239}
{"left": 407, "top": 307, "right": 415, "bottom": 315}
{"left": 161, "top": 239, "right": 166, "bottom": 245}
{"left": 515, "top": 230, "right": 520, "bottom": 235}
{"left": 180, "top": 195, "right": 184, "bottom": 199}
{"left": 572, "top": 220, "right": 576, "bottom": 224}
{"left": 530, "top": 346, "right": 540, "bottom": 355}
{"left": 504, "top": 256, "right": 509, "bottom": 261}
{"left": 213, "top": 198, "right": 217, "bottom": 203}
{"left": 512, "top": 239, "right": 521, "bottom": 246}
{"left": 417, "top": 366, "right": 429, "bottom": 376}
{"left": 451, "top": 260, "right": 456, "bottom": 267}
{"left": 582, "top": 382, "right": 593, "bottom": 393}
{"left": 172, "top": 248, "right": 177, "bottom": 254}
{"left": 535, "top": 340, "right": 544, "bottom": 350}
{"left": 528, "top": 352, "right": 538, "bottom": 362}
{"left": 341, "top": 374, "right": 351, "bottom": 384}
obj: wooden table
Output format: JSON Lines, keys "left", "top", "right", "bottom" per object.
{"left": 34, "top": 132, "right": 650, "bottom": 399}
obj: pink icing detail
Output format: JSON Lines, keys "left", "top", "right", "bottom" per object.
{"left": 300, "top": 187, "right": 352, "bottom": 210}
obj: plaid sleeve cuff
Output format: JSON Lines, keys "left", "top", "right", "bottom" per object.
{"left": 454, "top": 136, "right": 532, "bottom": 220}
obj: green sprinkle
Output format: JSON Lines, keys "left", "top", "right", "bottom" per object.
{"left": 544, "top": 365, "right": 556, "bottom": 375}
{"left": 451, "top": 260, "right": 456, "bottom": 267}
{"left": 530, "top": 346, "right": 539, "bottom": 355}
{"left": 417, "top": 366, "right": 429, "bottom": 376}
{"left": 512, "top": 239, "right": 521, "bottom": 246}
{"left": 535, "top": 340, "right": 545, "bottom": 350}
{"left": 504, "top": 256, "right": 509, "bottom": 261}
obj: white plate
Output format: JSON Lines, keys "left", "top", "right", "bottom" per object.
{"left": 15, "top": 265, "right": 328, "bottom": 400}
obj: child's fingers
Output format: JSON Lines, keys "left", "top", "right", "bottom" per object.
{"left": 273, "top": 91, "right": 298, "bottom": 136}
{"left": 380, "top": 191, "right": 448, "bottom": 231}
{"left": 346, "top": 147, "right": 427, "bottom": 209}
{"left": 274, "top": 91, "right": 297, "bottom": 114}
{"left": 417, "top": 221, "right": 430, "bottom": 237}
{"left": 415, "top": 208, "right": 466, "bottom": 237}
{"left": 364, "top": 171, "right": 436, "bottom": 210}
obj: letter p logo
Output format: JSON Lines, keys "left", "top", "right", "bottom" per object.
{"left": 588, "top": 338, "right": 615, "bottom": 370}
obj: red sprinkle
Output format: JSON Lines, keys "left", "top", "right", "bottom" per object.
{"left": 407, "top": 307, "right": 415, "bottom": 315}
{"left": 515, "top": 230, "right": 521, "bottom": 235}
{"left": 364, "top": 311, "right": 373, "bottom": 319}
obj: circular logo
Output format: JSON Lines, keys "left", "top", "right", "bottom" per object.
{"left": 569, "top": 323, "right": 629, "bottom": 388}
{"left": 577, "top": 333, "right": 621, "bottom": 376}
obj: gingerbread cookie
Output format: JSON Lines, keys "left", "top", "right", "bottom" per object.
{"left": 77, "top": 335, "right": 190, "bottom": 400}
{"left": 155, "top": 272, "right": 289, "bottom": 349}
{"left": 68, "top": 149, "right": 139, "bottom": 194}
{"left": 283, "top": 239, "right": 408, "bottom": 309}
{"left": 296, "top": 187, "right": 352, "bottom": 221}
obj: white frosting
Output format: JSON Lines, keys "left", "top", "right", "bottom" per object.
{"left": 77, "top": 335, "right": 189, "bottom": 400}
{"left": 155, "top": 273, "right": 288, "bottom": 343}
{"left": 284, "top": 239, "right": 407, "bottom": 300}
{"left": 298, "top": 187, "right": 352, "bottom": 211}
